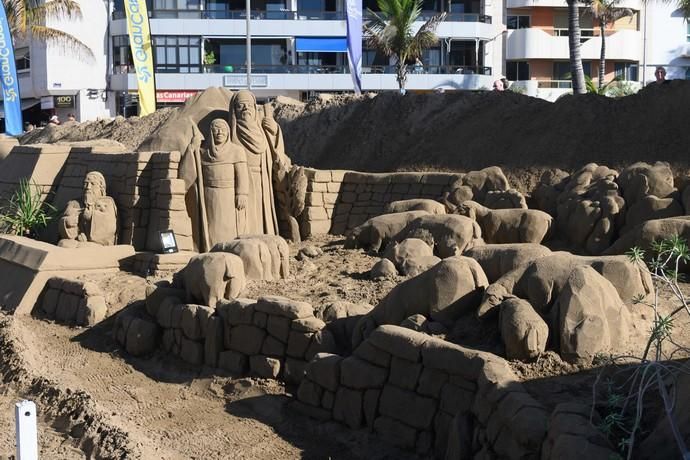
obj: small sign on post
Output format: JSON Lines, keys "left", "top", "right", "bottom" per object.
{"left": 15, "top": 400, "right": 38, "bottom": 460}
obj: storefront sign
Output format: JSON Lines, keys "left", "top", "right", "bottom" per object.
{"left": 157, "top": 90, "right": 198, "bottom": 103}
{"left": 54, "top": 95, "right": 75, "bottom": 108}
{"left": 223, "top": 75, "right": 269, "bottom": 88}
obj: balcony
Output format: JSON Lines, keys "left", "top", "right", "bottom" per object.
{"left": 109, "top": 64, "right": 494, "bottom": 92}
{"left": 110, "top": 9, "right": 495, "bottom": 39}
{"left": 506, "top": 0, "right": 641, "bottom": 8}
{"left": 506, "top": 27, "right": 642, "bottom": 61}
{"left": 112, "top": 9, "right": 491, "bottom": 22}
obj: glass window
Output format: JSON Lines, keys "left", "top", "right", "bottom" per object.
{"left": 506, "top": 61, "right": 529, "bottom": 81}
{"left": 686, "top": 67, "right": 690, "bottom": 79}
{"left": 507, "top": 15, "right": 530, "bottom": 29}
{"left": 15, "top": 47, "right": 30, "bottom": 71}
{"left": 553, "top": 61, "right": 591, "bottom": 80}
{"left": 614, "top": 62, "right": 638, "bottom": 81}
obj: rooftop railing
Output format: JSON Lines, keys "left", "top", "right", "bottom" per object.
{"left": 111, "top": 9, "right": 491, "bottom": 23}
{"left": 113, "top": 63, "right": 492, "bottom": 75}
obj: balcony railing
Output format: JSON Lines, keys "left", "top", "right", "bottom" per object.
{"left": 114, "top": 63, "right": 492, "bottom": 75}
{"left": 111, "top": 9, "right": 490, "bottom": 22}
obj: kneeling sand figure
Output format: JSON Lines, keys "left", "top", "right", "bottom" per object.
{"left": 58, "top": 171, "right": 117, "bottom": 247}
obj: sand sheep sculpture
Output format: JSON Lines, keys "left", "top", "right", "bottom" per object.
{"left": 617, "top": 162, "right": 684, "bottom": 233}
{"left": 395, "top": 214, "right": 483, "bottom": 258}
{"left": 345, "top": 210, "right": 429, "bottom": 252}
{"left": 456, "top": 200, "right": 553, "bottom": 245}
{"left": 383, "top": 198, "right": 446, "bottom": 215}
{"left": 353, "top": 256, "right": 489, "bottom": 347}
{"left": 175, "top": 252, "right": 246, "bottom": 308}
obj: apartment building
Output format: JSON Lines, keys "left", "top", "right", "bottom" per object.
{"left": 7, "top": 0, "right": 112, "bottom": 124}
{"left": 505, "top": 0, "right": 690, "bottom": 100}
{"left": 505, "top": 0, "right": 645, "bottom": 100}
{"left": 107, "top": 0, "right": 505, "bottom": 109}
{"left": 4, "top": 0, "right": 689, "bottom": 126}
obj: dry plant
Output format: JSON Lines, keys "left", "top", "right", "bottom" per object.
{"left": 592, "top": 236, "right": 690, "bottom": 459}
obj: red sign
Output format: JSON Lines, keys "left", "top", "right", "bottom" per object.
{"left": 156, "top": 90, "right": 198, "bottom": 103}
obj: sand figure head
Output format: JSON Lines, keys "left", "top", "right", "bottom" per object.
{"left": 83, "top": 171, "right": 106, "bottom": 205}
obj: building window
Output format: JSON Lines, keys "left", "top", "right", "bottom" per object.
{"left": 113, "top": 35, "right": 133, "bottom": 71}
{"left": 15, "top": 47, "right": 29, "bottom": 71}
{"left": 507, "top": 15, "right": 530, "bottom": 29}
{"left": 686, "top": 67, "right": 690, "bottom": 80}
{"left": 153, "top": 36, "right": 201, "bottom": 73}
{"left": 614, "top": 62, "right": 638, "bottom": 81}
{"left": 506, "top": 61, "right": 529, "bottom": 80}
{"left": 687, "top": 22, "right": 690, "bottom": 42}
{"left": 553, "top": 61, "right": 591, "bottom": 80}
{"left": 112, "top": 35, "right": 201, "bottom": 73}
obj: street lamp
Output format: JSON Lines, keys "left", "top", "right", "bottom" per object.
{"left": 246, "top": 0, "right": 252, "bottom": 90}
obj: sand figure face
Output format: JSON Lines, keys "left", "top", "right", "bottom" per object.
{"left": 234, "top": 91, "right": 257, "bottom": 122}
{"left": 83, "top": 171, "right": 106, "bottom": 206}
{"left": 210, "top": 119, "right": 229, "bottom": 145}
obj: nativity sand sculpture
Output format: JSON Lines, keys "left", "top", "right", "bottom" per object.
{"left": 58, "top": 171, "right": 117, "bottom": 248}
{"left": 181, "top": 90, "right": 295, "bottom": 251}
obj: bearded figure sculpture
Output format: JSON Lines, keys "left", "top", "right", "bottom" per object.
{"left": 229, "top": 90, "right": 280, "bottom": 236}
{"left": 58, "top": 171, "right": 118, "bottom": 247}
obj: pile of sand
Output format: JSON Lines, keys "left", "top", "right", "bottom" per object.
{"left": 20, "top": 108, "right": 178, "bottom": 151}
{"left": 17, "top": 82, "right": 690, "bottom": 191}
{"left": 275, "top": 81, "right": 690, "bottom": 191}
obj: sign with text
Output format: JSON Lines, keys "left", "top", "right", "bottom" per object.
{"left": 124, "top": 0, "right": 156, "bottom": 116}
{"left": 157, "top": 90, "right": 198, "bottom": 103}
{"left": 223, "top": 75, "right": 269, "bottom": 88}
{"left": 54, "top": 95, "right": 75, "bottom": 108}
{"left": 0, "top": 2, "right": 22, "bottom": 135}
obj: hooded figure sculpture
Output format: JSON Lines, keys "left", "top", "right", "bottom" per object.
{"left": 180, "top": 117, "right": 250, "bottom": 252}
{"left": 229, "top": 90, "right": 280, "bottom": 236}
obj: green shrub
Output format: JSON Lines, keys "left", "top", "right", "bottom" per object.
{"left": 0, "top": 178, "right": 56, "bottom": 237}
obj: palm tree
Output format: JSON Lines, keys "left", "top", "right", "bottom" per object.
{"left": 3, "top": 0, "right": 93, "bottom": 61}
{"left": 567, "top": 0, "right": 690, "bottom": 94}
{"left": 365, "top": 0, "right": 445, "bottom": 92}
{"left": 588, "top": 0, "right": 632, "bottom": 90}
{"left": 566, "top": 0, "right": 587, "bottom": 94}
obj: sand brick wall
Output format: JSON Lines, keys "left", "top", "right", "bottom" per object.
{"left": 36, "top": 277, "right": 107, "bottom": 327}
{"left": 117, "top": 288, "right": 614, "bottom": 459}
{"left": 294, "top": 325, "right": 549, "bottom": 458}
{"left": 51, "top": 150, "right": 192, "bottom": 252}
{"left": 300, "top": 169, "right": 463, "bottom": 236}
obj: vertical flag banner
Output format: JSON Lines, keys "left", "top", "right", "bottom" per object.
{"left": 345, "top": 0, "right": 362, "bottom": 94}
{"left": 0, "top": 4, "right": 22, "bottom": 136}
{"left": 124, "top": 0, "right": 156, "bottom": 116}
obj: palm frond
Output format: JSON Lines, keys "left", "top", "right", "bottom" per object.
{"left": 30, "top": 0, "right": 83, "bottom": 22}
{"left": 4, "top": 0, "right": 28, "bottom": 36}
{"left": 29, "top": 25, "right": 94, "bottom": 62}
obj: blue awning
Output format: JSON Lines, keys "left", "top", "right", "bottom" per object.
{"left": 295, "top": 37, "right": 347, "bottom": 53}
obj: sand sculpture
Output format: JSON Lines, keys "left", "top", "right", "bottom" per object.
{"left": 175, "top": 252, "right": 246, "bottom": 308}
{"left": 5, "top": 85, "right": 690, "bottom": 459}
{"left": 179, "top": 89, "right": 295, "bottom": 251}
{"left": 180, "top": 119, "right": 249, "bottom": 251}
{"left": 58, "top": 171, "right": 118, "bottom": 248}
{"left": 456, "top": 200, "right": 552, "bottom": 244}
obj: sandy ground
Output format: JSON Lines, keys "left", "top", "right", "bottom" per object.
{"left": 0, "top": 235, "right": 688, "bottom": 458}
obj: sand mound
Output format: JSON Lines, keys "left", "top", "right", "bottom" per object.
{"left": 275, "top": 81, "right": 690, "bottom": 191}
{"left": 20, "top": 108, "right": 178, "bottom": 151}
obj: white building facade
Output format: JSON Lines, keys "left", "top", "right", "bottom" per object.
{"left": 4, "top": 0, "right": 690, "bottom": 124}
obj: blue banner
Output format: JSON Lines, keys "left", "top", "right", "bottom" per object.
{"left": 0, "top": 3, "right": 21, "bottom": 135}
{"left": 345, "top": 0, "right": 362, "bottom": 94}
